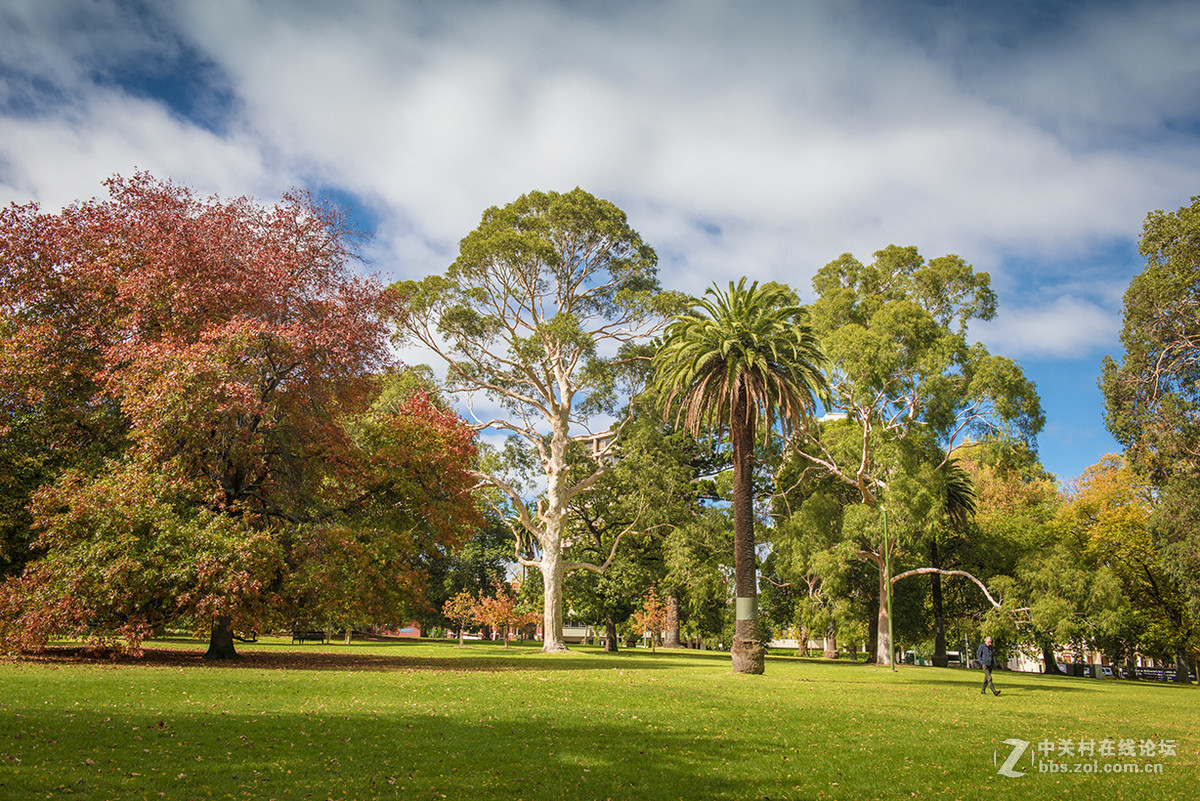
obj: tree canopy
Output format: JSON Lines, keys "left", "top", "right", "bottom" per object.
{"left": 0, "top": 174, "right": 480, "bottom": 657}
{"left": 393, "top": 187, "right": 684, "bottom": 652}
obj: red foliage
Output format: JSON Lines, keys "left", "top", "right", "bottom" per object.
{"left": 0, "top": 174, "right": 479, "bottom": 654}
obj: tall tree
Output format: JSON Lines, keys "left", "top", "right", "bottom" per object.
{"left": 793, "top": 245, "right": 1042, "bottom": 665}
{"left": 392, "top": 188, "right": 682, "bottom": 652}
{"left": 652, "top": 279, "right": 827, "bottom": 674}
{"left": 0, "top": 174, "right": 480, "bottom": 658}
{"left": 1102, "top": 196, "right": 1200, "bottom": 672}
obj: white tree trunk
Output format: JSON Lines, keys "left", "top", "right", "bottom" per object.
{"left": 537, "top": 404, "right": 571, "bottom": 653}
{"left": 539, "top": 535, "right": 568, "bottom": 652}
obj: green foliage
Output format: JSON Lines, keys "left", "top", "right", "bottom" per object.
{"left": 804, "top": 245, "right": 1043, "bottom": 491}
{"left": 1102, "top": 196, "right": 1200, "bottom": 483}
{"left": 1101, "top": 197, "right": 1200, "bottom": 653}
{"left": 392, "top": 188, "right": 685, "bottom": 650}
{"left": 652, "top": 278, "right": 827, "bottom": 441}
{"left": 653, "top": 278, "right": 827, "bottom": 670}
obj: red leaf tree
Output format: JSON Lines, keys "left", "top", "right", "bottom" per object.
{"left": 472, "top": 579, "right": 538, "bottom": 647}
{"left": 630, "top": 586, "right": 670, "bottom": 653}
{"left": 0, "top": 174, "right": 480, "bottom": 658}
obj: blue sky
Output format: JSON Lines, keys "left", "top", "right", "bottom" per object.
{"left": 2, "top": 0, "right": 1199, "bottom": 486}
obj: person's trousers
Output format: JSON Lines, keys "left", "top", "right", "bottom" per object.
{"left": 981, "top": 665, "right": 998, "bottom": 694}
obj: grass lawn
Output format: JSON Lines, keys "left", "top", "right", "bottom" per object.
{"left": 1, "top": 638, "right": 1195, "bottom": 800}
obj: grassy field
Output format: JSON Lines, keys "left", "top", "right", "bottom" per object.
{"left": 1, "top": 638, "right": 1195, "bottom": 800}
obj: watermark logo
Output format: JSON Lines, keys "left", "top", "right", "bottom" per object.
{"left": 995, "top": 736, "right": 1178, "bottom": 778}
{"left": 995, "top": 738, "right": 1029, "bottom": 778}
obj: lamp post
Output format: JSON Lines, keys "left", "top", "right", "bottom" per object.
{"left": 883, "top": 505, "right": 895, "bottom": 672}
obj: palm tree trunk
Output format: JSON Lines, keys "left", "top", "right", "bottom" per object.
{"left": 730, "top": 397, "right": 765, "bottom": 674}
{"left": 930, "top": 541, "right": 948, "bottom": 667}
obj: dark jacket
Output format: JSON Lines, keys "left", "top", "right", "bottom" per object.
{"left": 976, "top": 642, "right": 994, "bottom": 669}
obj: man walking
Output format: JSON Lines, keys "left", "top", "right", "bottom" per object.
{"left": 976, "top": 636, "right": 1001, "bottom": 696}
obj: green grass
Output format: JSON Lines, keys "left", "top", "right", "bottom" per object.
{"left": 1, "top": 638, "right": 1196, "bottom": 800}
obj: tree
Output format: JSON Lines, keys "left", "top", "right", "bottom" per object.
{"left": 393, "top": 188, "right": 682, "bottom": 653}
{"left": 420, "top": 511, "right": 513, "bottom": 636}
{"left": 665, "top": 507, "right": 736, "bottom": 649}
{"left": 473, "top": 579, "right": 538, "bottom": 647}
{"left": 630, "top": 585, "right": 670, "bottom": 652}
{"left": 955, "top": 443, "right": 1063, "bottom": 671}
{"left": 1058, "top": 455, "right": 1195, "bottom": 681}
{"left": 442, "top": 589, "right": 478, "bottom": 646}
{"left": 563, "top": 396, "right": 700, "bottom": 652}
{"left": 792, "top": 246, "right": 1043, "bottom": 665}
{"left": 1102, "top": 196, "right": 1200, "bottom": 675}
{"left": 1102, "top": 197, "right": 1200, "bottom": 484}
{"left": 653, "top": 279, "right": 827, "bottom": 674}
{"left": 0, "top": 174, "right": 480, "bottom": 658}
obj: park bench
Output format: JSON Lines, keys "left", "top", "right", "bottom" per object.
{"left": 291, "top": 629, "right": 327, "bottom": 644}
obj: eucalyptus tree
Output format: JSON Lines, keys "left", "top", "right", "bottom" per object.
{"left": 652, "top": 279, "right": 827, "bottom": 674}
{"left": 392, "top": 189, "right": 683, "bottom": 652}
{"left": 792, "top": 245, "right": 1043, "bottom": 665}
{"left": 1102, "top": 196, "right": 1200, "bottom": 674}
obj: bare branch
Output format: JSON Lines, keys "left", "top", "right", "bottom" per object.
{"left": 890, "top": 567, "right": 1002, "bottom": 609}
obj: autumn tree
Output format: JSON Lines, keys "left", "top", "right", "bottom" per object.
{"left": 1056, "top": 456, "right": 1194, "bottom": 680}
{"left": 630, "top": 585, "right": 671, "bottom": 652}
{"left": 0, "top": 174, "right": 479, "bottom": 658}
{"left": 955, "top": 443, "right": 1064, "bottom": 671}
{"left": 443, "top": 589, "right": 479, "bottom": 646}
{"left": 393, "top": 188, "right": 683, "bottom": 652}
{"left": 474, "top": 579, "right": 538, "bottom": 647}
{"left": 792, "top": 245, "right": 1043, "bottom": 665}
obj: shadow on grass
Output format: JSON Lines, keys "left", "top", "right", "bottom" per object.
{"left": 12, "top": 643, "right": 732, "bottom": 674}
{"left": 1, "top": 704, "right": 786, "bottom": 800}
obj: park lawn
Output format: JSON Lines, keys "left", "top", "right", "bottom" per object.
{"left": 0, "top": 639, "right": 1195, "bottom": 800}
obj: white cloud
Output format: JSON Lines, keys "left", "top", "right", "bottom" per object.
{"left": 0, "top": 89, "right": 278, "bottom": 210}
{"left": 971, "top": 295, "right": 1119, "bottom": 359}
{"left": 2, "top": 0, "right": 1198, "bottom": 336}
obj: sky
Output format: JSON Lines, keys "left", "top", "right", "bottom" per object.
{"left": 2, "top": 0, "right": 1199, "bottom": 486}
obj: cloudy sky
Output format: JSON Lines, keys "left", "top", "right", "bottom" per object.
{"left": 3, "top": 0, "right": 1198, "bottom": 484}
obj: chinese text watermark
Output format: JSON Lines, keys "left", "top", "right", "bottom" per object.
{"left": 995, "top": 737, "right": 1178, "bottom": 778}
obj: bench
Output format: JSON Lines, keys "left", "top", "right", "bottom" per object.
{"left": 291, "top": 629, "right": 327, "bottom": 644}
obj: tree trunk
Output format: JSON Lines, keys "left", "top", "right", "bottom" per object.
{"left": 664, "top": 594, "right": 683, "bottom": 648}
{"left": 930, "top": 542, "right": 948, "bottom": 668}
{"left": 204, "top": 616, "right": 239, "bottom": 661}
{"left": 875, "top": 564, "right": 892, "bottom": 667}
{"left": 535, "top": 407, "right": 571, "bottom": 653}
{"left": 823, "top": 622, "right": 838, "bottom": 659}
{"left": 730, "top": 403, "right": 764, "bottom": 675}
{"left": 1173, "top": 653, "right": 1193, "bottom": 684}
{"left": 1124, "top": 651, "right": 1138, "bottom": 680}
{"left": 1041, "top": 641, "right": 1065, "bottom": 675}
{"left": 867, "top": 591, "right": 879, "bottom": 664}
{"left": 604, "top": 615, "right": 619, "bottom": 653}
{"left": 538, "top": 535, "right": 568, "bottom": 652}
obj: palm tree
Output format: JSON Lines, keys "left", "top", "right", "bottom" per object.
{"left": 652, "top": 279, "right": 827, "bottom": 674}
